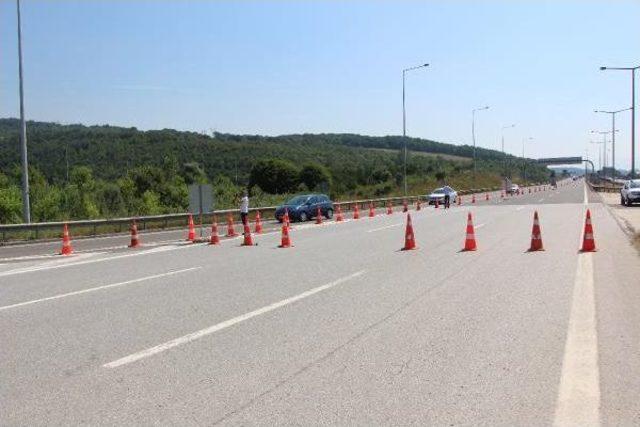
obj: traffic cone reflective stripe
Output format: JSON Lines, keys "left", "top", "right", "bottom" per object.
{"left": 278, "top": 224, "right": 292, "bottom": 248}
{"left": 528, "top": 211, "right": 544, "bottom": 251}
{"left": 401, "top": 213, "right": 417, "bottom": 250}
{"left": 316, "top": 206, "right": 323, "bottom": 224}
{"left": 187, "top": 214, "right": 196, "bottom": 242}
{"left": 581, "top": 209, "right": 596, "bottom": 252}
{"left": 336, "top": 204, "right": 344, "bottom": 222}
{"left": 60, "top": 223, "right": 73, "bottom": 255}
{"left": 241, "top": 222, "right": 254, "bottom": 246}
{"left": 463, "top": 212, "right": 477, "bottom": 251}
{"left": 209, "top": 217, "right": 220, "bottom": 245}
{"left": 369, "top": 202, "right": 375, "bottom": 217}
{"left": 254, "top": 211, "right": 263, "bottom": 233}
{"left": 226, "top": 214, "right": 238, "bottom": 237}
{"left": 129, "top": 220, "right": 141, "bottom": 248}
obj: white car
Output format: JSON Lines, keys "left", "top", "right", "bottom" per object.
{"left": 508, "top": 184, "right": 520, "bottom": 194}
{"left": 427, "top": 186, "right": 458, "bottom": 205}
{"left": 621, "top": 179, "right": 640, "bottom": 206}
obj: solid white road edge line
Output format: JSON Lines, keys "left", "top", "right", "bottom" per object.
{"left": 367, "top": 223, "right": 404, "bottom": 233}
{"left": 553, "top": 253, "right": 600, "bottom": 427}
{"left": 0, "top": 267, "right": 201, "bottom": 312}
{"left": 103, "top": 270, "right": 366, "bottom": 369}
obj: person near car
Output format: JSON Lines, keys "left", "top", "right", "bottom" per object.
{"left": 444, "top": 193, "right": 450, "bottom": 209}
{"left": 239, "top": 190, "right": 249, "bottom": 225}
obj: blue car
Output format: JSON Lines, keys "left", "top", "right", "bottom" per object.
{"left": 275, "top": 194, "right": 334, "bottom": 222}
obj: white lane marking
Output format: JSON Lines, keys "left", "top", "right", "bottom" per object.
{"left": 0, "top": 245, "right": 176, "bottom": 278}
{"left": 0, "top": 268, "right": 201, "bottom": 312}
{"left": 583, "top": 182, "right": 588, "bottom": 206}
{"left": 104, "top": 270, "right": 365, "bottom": 368}
{"left": 474, "top": 223, "right": 486, "bottom": 229}
{"left": 538, "top": 198, "right": 545, "bottom": 202}
{"left": 515, "top": 206, "right": 525, "bottom": 211}
{"left": 367, "top": 223, "right": 403, "bottom": 233}
{"left": 553, "top": 253, "right": 600, "bottom": 426}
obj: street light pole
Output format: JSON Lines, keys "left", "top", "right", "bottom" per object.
{"left": 522, "top": 137, "right": 533, "bottom": 183}
{"left": 401, "top": 63, "right": 429, "bottom": 196}
{"left": 501, "top": 124, "right": 515, "bottom": 177}
{"left": 590, "top": 130, "right": 618, "bottom": 178}
{"left": 471, "top": 106, "right": 490, "bottom": 180}
{"left": 600, "top": 65, "right": 640, "bottom": 178}
{"left": 595, "top": 108, "right": 632, "bottom": 179}
{"left": 16, "top": 0, "right": 30, "bottom": 223}
{"left": 589, "top": 140, "right": 604, "bottom": 172}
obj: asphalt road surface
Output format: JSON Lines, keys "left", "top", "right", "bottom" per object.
{"left": 2, "top": 179, "right": 639, "bottom": 425}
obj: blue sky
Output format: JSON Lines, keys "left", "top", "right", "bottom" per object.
{"left": 1, "top": 1, "right": 639, "bottom": 168}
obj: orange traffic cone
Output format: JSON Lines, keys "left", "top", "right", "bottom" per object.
{"left": 528, "top": 211, "right": 544, "bottom": 251}
{"left": 187, "top": 214, "right": 196, "bottom": 242}
{"left": 254, "top": 211, "right": 263, "bottom": 233}
{"left": 278, "top": 224, "right": 292, "bottom": 248}
{"left": 462, "top": 212, "right": 477, "bottom": 251}
{"left": 485, "top": 193, "right": 489, "bottom": 201}
{"left": 336, "top": 204, "right": 344, "bottom": 222}
{"left": 369, "top": 202, "right": 375, "bottom": 218}
{"left": 128, "top": 220, "right": 141, "bottom": 248}
{"left": 416, "top": 200, "right": 421, "bottom": 211}
{"left": 226, "top": 214, "right": 238, "bottom": 237}
{"left": 472, "top": 194, "right": 476, "bottom": 204}
{"left": 402, "top": 200, "right": 408, "bottom": 212}
{"left": 209, "top": 216, "right": 220, "bottom": 245}
{"left": 401, "top": 213, "right": 417, "bottom": 251}
{"left": 580, "top": 209, "right": 596, "bottom": 252}
{"left": 241, "top": 222, "right": 254, "bottom": 246}
{"left": 60, "top": 223, "right": 73, "bottom": 255}
{"left": 316, "top": 206, "right": 323, "bottom": 224}
{"left": 387, "top": 202, "right": 393, "bottom": 215}
{"left": 353, "top": 204, "right": 360, "bottom": 219}
{"left": 284, "top": 208, "right": 290, "bottom": 228}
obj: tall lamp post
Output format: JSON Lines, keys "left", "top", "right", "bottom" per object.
{"left": 600, "top": 65, "right": 640, "bottom": 178}
{"left": 501, "top": 124, "right": 516, "bottom": 177}
{"left": 471, "top": 106, "right": 490, "bottom": 180}
{"left": 522, "top": 137, "right": 533, "bottom": 182}
{"left": 594, "top": 108, "right": 631, "bottom": 179}
{"left": 590, "top": 129, "right": 618, "bottom": 177}
{"left": 402, "top": 63, "right": 429, "bottom": 196}
{"left": 16, "top": 0, "right": 30, "bottom": 223}
{"left": 589, "top": 140, "right": 604, "bottom": 172}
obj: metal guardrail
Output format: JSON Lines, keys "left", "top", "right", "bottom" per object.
{"left": 0, "top": 187, "right": 509, "bottom": 244}
{"left": 588, "top": 181, "right": 623, "bottom": 193}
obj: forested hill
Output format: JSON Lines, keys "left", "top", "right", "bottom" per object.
{"left": 0, "top": 118, "right": 523, "bottom": 183}
{"left": 0, "top": 118, "right": 548, "bottom": 223}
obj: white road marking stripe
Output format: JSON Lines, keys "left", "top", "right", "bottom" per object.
{"left": 553, "top": 253, "right": 600, "bottom": 426}
{"left": 538, "top": 198, "right": 545, "bottom": 202}
{"left": 103, "top": 270, "right": 365, "bottom": 368}
{"left": 0, "top": 268, "right": 201, "bottom": 312}
{"left": 0, "top": 245, "right": 176, "bottom": 277}
{"left": 474, "top": 223, "right": 486, "bottom": 229}
{"left": 367, "top": 223, "right": 403, "bottom": 233}
{"left": 515, "top": 206, "right": 525, "bottom": 211}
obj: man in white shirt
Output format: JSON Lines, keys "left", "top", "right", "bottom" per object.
{"left": 240, "top": 190, "right": 249, "bottom": 225}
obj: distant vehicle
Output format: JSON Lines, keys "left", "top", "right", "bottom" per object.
{"left": 275, "top": 194, "right": 334, "bottom": 222}
{"left": 508, "top": 184, "right": 520, "bottom": 194}
{"left": 621, "top": 180, "right": 640, "bottom": 206}
{"left": 427, "top": 186, "right": 457, "bottom": 205}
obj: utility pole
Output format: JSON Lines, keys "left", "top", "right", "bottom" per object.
{"left": 595, "top": 108, "right": 631, "bottom": 179}
{"left": 471, "top": 106, "right": 489, "bottom": 181}
{"left": 401, "top": 63, "right": 429, "bottom": 196}
{"left": 16, "top": 0, "right": 31, "bottom": 223}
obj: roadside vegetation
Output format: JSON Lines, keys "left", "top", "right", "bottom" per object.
{"left": 0, "top": 118, "right": 549, "bottom": 223}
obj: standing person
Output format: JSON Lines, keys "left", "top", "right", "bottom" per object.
{"left": 444, "top": 192, "right": 451, "bottom": 209}
{"left": 240, "top": 190, "right": 249, "bottom": 225}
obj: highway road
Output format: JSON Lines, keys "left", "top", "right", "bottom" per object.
{"left": 2, "top": 179, "right": 639, "bottom": 425}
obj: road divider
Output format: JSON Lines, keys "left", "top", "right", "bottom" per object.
{"left": 103, "top": 270, "right": 366, "bottom": 368}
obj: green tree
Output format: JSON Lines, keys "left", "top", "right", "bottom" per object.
{"left": 248, "top": 159, "right": 299, "bottom": 194}
{"left": 299, "top": 163, "right": 332, "bottom": 191}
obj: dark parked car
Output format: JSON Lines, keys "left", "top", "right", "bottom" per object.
{"left": 275, "top": 194, "right": 334, "bottom": 222}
